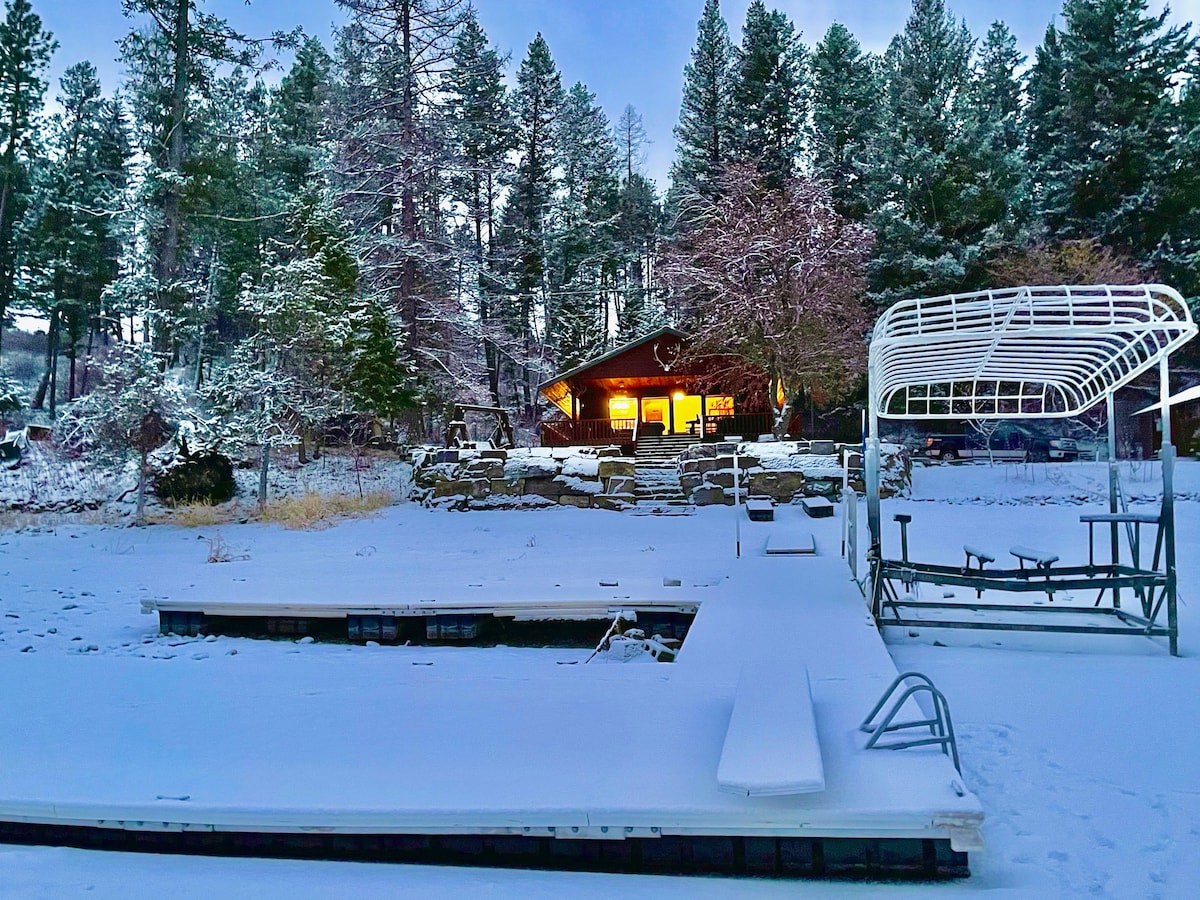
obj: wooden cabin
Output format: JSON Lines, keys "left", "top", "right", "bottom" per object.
{"left": 538, "top": 327, "right": 772, "bottom": 449}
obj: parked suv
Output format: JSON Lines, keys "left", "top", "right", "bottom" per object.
{"left": 923, "top": 427, "right": 1079, "bottom": 462}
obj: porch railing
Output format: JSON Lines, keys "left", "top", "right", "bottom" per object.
{"left": 542, "top": 413, "right": 776, "bottom": 447}
{"left": 704, "top": 413, "right": 774, "bottom": 439}
{"left": 541, "top": 418, "right": 635, "bottom": 447}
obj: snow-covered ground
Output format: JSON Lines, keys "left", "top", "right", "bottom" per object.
{"left": 1, "top": 458, "right": 1198, "bottom": 898}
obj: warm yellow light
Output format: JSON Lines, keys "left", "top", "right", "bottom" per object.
{"left": 673, "top": 392, "right": 685, "bottom": 401}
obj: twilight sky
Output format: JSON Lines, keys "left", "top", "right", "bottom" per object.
{"left": 33, "top": 0, "right": 1198, "bottom": 188}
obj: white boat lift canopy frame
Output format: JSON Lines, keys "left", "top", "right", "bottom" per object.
{"left": 863, "top": 284, "right": 1197, "bottom": 654}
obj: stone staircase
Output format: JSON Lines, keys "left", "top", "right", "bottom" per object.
{"left": 635, "top": 434, "right": 701, "bottom": 465}
{"left": 631, "top": 435, "right": 699, "bottom": 513}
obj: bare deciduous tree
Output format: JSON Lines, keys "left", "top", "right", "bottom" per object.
{"left": 661, "top": 163, "right": 872, "bottom": 432}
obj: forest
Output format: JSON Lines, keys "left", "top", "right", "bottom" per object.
{"left": 0, "top": 0, "right": 1195, "bottom": 452}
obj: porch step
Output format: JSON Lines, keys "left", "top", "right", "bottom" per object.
{"left": 634, "top": 457, "right": 690, "bottom": 506}
{"left": 635, "top": 434, "right": 702, "bottom": 465}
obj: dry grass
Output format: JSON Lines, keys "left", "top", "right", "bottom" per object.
{"left": 164, "top": 502, "right": 242, "bottom": 528}
{"left": 258, "top": 489, "right": 394, "bottom": 530}
{"left": 0, "top": 505, "right": 126, "bottom": 532}
{"left": 206, "top": 530, "right": 250, "bottom": 563}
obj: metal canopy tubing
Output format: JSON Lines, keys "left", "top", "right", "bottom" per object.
{"left": 864, "top": 284, "right": 1197, "bottom": 655}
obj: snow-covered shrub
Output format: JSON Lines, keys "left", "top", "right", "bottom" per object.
{"left": 56, "top": 343, "right": 183, "bottom": 522}
{"left": 154, "top": 451, "right": 236, "bottom": 507}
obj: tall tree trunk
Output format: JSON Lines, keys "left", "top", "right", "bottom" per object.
{"left": 158, "top": 0, "right": 189, "bottom": 353}
{"left": 258, "top": 441, "right": 270, "bottom": 509}
{"left": 48, "top": 322, "right": 60, "bottom": 418}
{"left": 33, "top": 307, "right": 59, "bottom": 410}
{"left": 136, "top": 447, "right": 149, "bottom": 525}
{"left": 81, "top": 325, "right": 94, "bottom": 396}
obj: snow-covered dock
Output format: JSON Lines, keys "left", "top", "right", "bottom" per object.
{"left": 0, "top": 506, "right": 982, "bottom": 878}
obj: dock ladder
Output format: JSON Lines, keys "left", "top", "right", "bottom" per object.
{"left": 860, "top": 672, "right": 961, "bottom": 774}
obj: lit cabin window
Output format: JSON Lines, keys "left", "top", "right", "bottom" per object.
{"left": 705, "top": 396, "right": 734, "bottom": 417}
{"left": 609, "top": 397, "right": 636, "bottom": 422}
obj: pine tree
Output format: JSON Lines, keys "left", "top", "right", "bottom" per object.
{"left": 335, "top": 0, "right": 465, "bottom": 353}
{"left": 547, "top": 81, "right": 615, "bottom": 369}
{"left": 446, "top": 8, "right": 511, "bottom": 402}
{"left": 0, "top": 0, "right": 54, "bottom": 360}
{"left": 121, "top": 0, "right": 277, "bottom": 356}
{"left": 615, "top": 173, "right": 661, "bottom": 341}
{"left": 957, "top": 21, "right": 1028, "bottom": 261}
{"left": 1155, "top": 78, "right": 1200, "bottom": 301}
{"left": 1026, "top": 22, "right": 1070, "bottom": 231}
{"left": 669, "top": 0, "right": 733, "bottom": 210}
{"left": 500, "top": 33, "right": 563, "bottom": 406}
{"left": 614, "top": 104, "right": 648, "bottom": 183}
{"left": 729, "top": 1, "right": 805, "bottom": 185}
{"left": 1055, "top": 0, "right": 1194, "bottom": 253}
{"left": 270, "top": 36, "right": 333, "bottom": 197}
{"left": 808, "top": 23, "right": 879, "bottom": 218}
{"left": 867, "top": 0, "right": 976, "bottom": 304}
{"left": 25, "top": 62, "right": 129, "bottom": 413}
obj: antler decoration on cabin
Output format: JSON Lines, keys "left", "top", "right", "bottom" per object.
{"left": 652, "top": 341, "right": 677, "bottom": 372}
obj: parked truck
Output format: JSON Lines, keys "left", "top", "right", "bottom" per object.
{"left": 923, "top": 425, "right": 1079, "bottom": 463}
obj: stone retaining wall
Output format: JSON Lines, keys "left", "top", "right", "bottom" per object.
{"left": 412, "top": 446, "right": 635, "bottom": 511}
{"left": 677, "top": 440, "right": 910, "bottom": 506}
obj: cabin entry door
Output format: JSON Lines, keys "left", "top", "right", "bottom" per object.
{"left": 641, "top": 397, "right": 670, "bottom": 435}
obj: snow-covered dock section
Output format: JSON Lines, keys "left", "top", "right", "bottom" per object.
{"left": 0, "top": 507, "right": 982, "bottom": 878}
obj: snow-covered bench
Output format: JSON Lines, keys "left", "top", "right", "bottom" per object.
{"left": 745, "top": 498, "right": 774, "bottom": 521}
{"left": 962, "top": 544, "right": 995, "bottom": 571}
{"left": 717, "top": 662, "right": 825, "bottom": 797}
{"left": 1010, "top": 545, "right": 1059, "bottom": 572}
{"left": 800, "top": 496, "right": 834, "bottom": 518}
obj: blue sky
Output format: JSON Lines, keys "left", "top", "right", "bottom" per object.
{"left": 34, "top": 0, "right": 1196, "bottom": 187}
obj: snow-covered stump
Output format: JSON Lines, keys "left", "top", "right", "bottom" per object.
{"left": 411, "top": 446, "right": 635, "bottom": 511}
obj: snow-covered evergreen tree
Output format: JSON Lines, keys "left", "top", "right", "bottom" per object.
{"left": 808, "top": 22, "right": 879, "bottom": 219}
{"left": 729, "top": 1, "right": 806, "bottom": 185}
{"left": 669, "top": 0, "right": 734, "bottom": 212}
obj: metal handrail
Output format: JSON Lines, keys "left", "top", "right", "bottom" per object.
{"left": 861, "top": 671, "right": 961, "bottom": 774}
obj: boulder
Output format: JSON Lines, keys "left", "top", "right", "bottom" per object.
{"left": 809, "top": 440, "right": 836, "bottom": 455}
{"left": 594, "top": 494, "right": 634, "bottom": 511}
{"left": 707, "top": 470, "right": 736, "bottom": 488}
{"left": 504, "top": 455, "right": 560, "bottom": 480}
{"left": 597, "top": 459, "right": 636, "bottom": 479}
{"left": 561, "top": 456, "right": 600, "bottom": 478}
{"left": 606, "top": 475, "right": 636, "bottom": 494}
{"left": 748, "top": 470, "right": 806, "bottom": 501}
{"left": 524, "top": 476, "right": 566, "bottom": 499}
{"left": 433, "top": 480, "right": 472, "bottom": 499}
{"left": 696, "top": 457, "right": 720, "bottom": 474}
{"left": 691, "top": 485, "right": 728, "bottom": 506}
{"left": 596, "top": 446, "right": 622, "bottom": 457}
{"left": 559, "top": 494, "right": 592, "bottom": 508}
{"left": 679, "top": 459, "right": 701, "bottom": 474}
{"left": 490, "top": 478, "right": 521, "bottom": 496}
{"left": 479, "top": 449, "right": 508, "bottom": 461}
{"left": 466, "top": 458, "right": 504, "bottom": 479}
{"left": 679, "top": 473, "right": 703, "bottom": 494}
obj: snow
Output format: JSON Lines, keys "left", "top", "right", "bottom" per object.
{"left": 0, "top": 458, "right": 1198, "bottom": 896}
{"left": 716, "top": 663, "right": 824, "bottom": 796}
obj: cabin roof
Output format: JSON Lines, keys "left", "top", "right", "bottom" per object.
{"left": 538, "top": 326, "right": 690, "bottom": 392}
